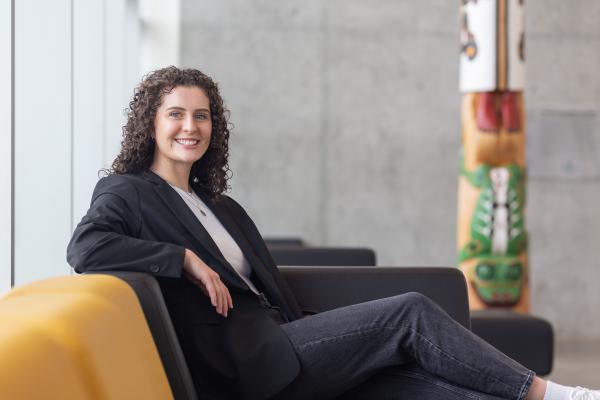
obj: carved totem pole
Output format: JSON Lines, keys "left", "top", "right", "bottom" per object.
{"left": 458, "top": 0, "right": 528, "bottom": 312}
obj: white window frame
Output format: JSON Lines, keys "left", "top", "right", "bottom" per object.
{"left": 0, "top": 0, "right": 14, "bottom": 291}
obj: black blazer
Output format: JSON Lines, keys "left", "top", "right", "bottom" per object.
{"left": 67, "top": 171, "right": 304, "bottom": 400}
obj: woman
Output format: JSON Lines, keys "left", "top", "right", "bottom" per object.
{"left": 67, "top": 66, "right": 597, "bottom": 400}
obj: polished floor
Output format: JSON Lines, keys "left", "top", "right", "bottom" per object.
{"left": 546, "top": 340, "right": 600, "bottom": 387}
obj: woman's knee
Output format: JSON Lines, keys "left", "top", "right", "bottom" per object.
{"left": 396, "top": 292, "right": 436, "bottom": 311}
{"left": 367, "top": 292, "right": 439, "bottom": 323}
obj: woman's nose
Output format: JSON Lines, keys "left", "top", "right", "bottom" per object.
{"left": 182, "top": 115, "right": 195, "bottom": 132}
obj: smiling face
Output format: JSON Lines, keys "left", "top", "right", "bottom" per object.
{"left": 150, "top": 85, "right": 212, "bottom": 174}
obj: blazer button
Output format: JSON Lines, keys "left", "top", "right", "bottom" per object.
{"left": 149, "top": 265, "right": 160, "bottom": 273}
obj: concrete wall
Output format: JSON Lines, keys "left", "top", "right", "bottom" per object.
{"left": 525, "top": 0, "right": 600, "bottom": 340}
{"left": 181, "top": 0, "right": 600, "bottom": 340}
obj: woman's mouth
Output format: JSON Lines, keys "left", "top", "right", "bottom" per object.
{"left": 175, "top": 138, "right": 199, "bottom": 146}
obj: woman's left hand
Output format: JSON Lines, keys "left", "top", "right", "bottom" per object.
{"left": 183, "top": 248, "right": 234, "bottom": 317}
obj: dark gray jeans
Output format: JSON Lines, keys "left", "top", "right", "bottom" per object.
{"left": 274, "top": 292, "right": 534, "bottom": 400}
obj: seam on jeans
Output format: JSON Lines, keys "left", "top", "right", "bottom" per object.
{"left": 294, "top": 323, "right": 398, "bottom": 349}
{"left": 390, "top": 369, "right": 488, "bottom": 400}
{"left": 296, "top": 324, "right": 519, "bottom": 395}
{"left": 516, "top": 370, "right": 535, "bottom": 400}
{"left": 409, "top": 326, "right": 518, "bottom": 394}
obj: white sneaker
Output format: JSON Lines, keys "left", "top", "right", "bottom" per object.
{"left": 569, "top": 387, "right": 600, "bottom": 400}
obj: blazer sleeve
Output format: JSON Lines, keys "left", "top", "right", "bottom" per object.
{"left": 67, "top": 175, "right": 186, "bottom": 278}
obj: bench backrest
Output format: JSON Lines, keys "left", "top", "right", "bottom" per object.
{"left": 269, "top": 246, "right": 376, "bottom": 266}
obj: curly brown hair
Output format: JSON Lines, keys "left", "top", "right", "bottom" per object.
{"left": 108, "top": 66, "right": 231, "bottom": 197}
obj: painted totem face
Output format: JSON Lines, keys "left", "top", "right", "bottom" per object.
{"left": 468, "top": 257, "right": 525, "bottom": 306}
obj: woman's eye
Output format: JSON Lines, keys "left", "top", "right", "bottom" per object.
{"left": 169, "top": 111, "right": 182, "bottom": 118}
{"left": 195, "top": 114, "right": 208, "bottom": 120}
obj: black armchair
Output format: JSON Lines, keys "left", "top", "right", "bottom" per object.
{"left": 98, "top": 266, "right": 469, "bottom": 400}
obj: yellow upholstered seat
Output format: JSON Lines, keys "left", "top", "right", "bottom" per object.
{"left": 0, "top": 275, "right": 173, "bottom": 400}
{"left": 0, "top": 322, "right": 95, "bottom": 400}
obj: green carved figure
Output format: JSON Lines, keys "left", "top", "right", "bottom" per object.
{"left": 459, "top": 159, "right": 527, "bottom": 306}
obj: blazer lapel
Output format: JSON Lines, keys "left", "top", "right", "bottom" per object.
{"left": 143, "top": 172, "right": 234, "bottom": 274}
{"left": 201, "top": 195, "right": 260, "bottom": 269}
{"left": 199, "top": 193, "right": 290, "bottom": 307}
{"left": 143, "top": 172, "right": 289, "bottom": 308}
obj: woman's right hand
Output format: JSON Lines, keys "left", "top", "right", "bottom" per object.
{"left": 183, "top": 249, "right": 233, "bottom": 317}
